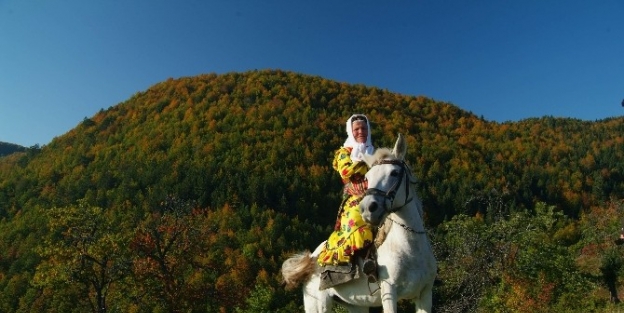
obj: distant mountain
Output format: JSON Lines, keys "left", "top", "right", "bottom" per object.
{"left": 0, "top": 69, "right": 623, "bottom": 311}
{"left": 0, "top": 141, "right": 26, "bottom": 157}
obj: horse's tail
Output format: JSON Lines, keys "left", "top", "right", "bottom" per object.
{"left": 281, "top": 250, "right": 316, "bottom": 290}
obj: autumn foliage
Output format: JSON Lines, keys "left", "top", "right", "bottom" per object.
{"left": 0, "top": 70, "right": 623, "bottom": 312}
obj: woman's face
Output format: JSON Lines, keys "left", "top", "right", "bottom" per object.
{"left": 352, "top": 120, "right": 368, "bottom": 143}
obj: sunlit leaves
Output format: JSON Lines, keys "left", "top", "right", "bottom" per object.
{"left": 33, "top": 199, "right": 131, "bottom": 313}
{"left": 435, "top": 202, "right": 593, "bottom": 312}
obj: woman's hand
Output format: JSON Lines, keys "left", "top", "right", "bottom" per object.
{"left": 350, "top": 143, "right": 367, "bottom": 161}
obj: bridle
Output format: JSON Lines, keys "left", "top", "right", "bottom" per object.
{"left": 364, "top": 159, "right": 415, "bottom": 214}
{"left": 364, "top": 158, "right": 425, "bottom": 235}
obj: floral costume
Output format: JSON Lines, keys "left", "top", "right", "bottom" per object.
{"left": 317, "top": 146, "right": 374, "bottom": 266}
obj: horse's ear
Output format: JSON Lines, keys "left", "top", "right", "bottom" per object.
{"left": 392, "top": 133, "right": 407, "bottom": 160}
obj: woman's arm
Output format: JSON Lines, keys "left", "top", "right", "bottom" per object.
{"left": 332, "top": 147, "right": 367, "bottom": 183}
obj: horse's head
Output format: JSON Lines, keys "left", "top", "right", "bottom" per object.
{"left": 360, "top": 134, "right": 413, "bottom": 226}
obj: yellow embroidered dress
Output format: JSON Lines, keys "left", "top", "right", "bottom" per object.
{"left": 317, "top": 146, "right": 374, "bottom": 266}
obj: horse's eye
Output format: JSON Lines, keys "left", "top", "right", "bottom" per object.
{"left": 390, "top": 170, "right": 399, "bottom": 177}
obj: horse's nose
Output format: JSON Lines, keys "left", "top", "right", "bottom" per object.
{"left": 368, "top": 201, "right": 378, "bottom": 213}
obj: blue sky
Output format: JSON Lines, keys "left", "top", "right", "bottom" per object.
{"left": 1, "top": 0, "right": 623, "bottom": 147}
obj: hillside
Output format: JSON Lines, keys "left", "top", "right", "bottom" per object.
{"left": 0, "top": 141, "right": 26, "bottom": 157}
{"left": 0, "top": 70, "right": 623, "bottom": 312}
{"left": 4, "top": 71, "right": 623, "bottom": 222}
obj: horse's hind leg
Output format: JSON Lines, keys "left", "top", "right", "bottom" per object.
{"left": 303, "top": 282, "right": 333, "bottom": 313}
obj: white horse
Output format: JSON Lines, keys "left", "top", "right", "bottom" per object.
{"left": 281, "top": 134, "right": 437, "bottom": 313}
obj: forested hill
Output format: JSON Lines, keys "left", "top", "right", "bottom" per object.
{"left": 0, "top": 69, "right": 623, "bottom": 312}
{"left": 0, "top": 141, "right": 26, "bottom": 157}
{"left": 4, "top": 70, "right": 623, "bottom": 222}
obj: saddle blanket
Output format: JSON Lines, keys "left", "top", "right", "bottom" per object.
{"left": 319, "top": 263, "right": 360, "bottom": 290}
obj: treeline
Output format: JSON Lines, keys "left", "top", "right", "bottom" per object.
{"left": 0, "top": 70, "right": 623, "bottom": 312}
{"left": 0, "top": 141, "right": 27, "bottom": 157}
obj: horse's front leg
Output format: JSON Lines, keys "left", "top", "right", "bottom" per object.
{"left": 379, "top": 280, "right": 398, "bottom": 313}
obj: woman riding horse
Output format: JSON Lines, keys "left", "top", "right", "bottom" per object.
{"left": 281, "top": 134, "right": 437, "bottom": 313}
{"left": 317, "top": 114, "right": 375, "bottom": 272}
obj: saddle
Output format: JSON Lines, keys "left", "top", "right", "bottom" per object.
{"left": 318, "top": 221, "right": 391, "bottom": 290}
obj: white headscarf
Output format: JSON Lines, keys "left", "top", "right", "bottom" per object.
{"left": 343, "top": 114, "right": 374, "bottom": 161}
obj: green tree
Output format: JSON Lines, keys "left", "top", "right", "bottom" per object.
{"left": 33, "top": 199, "right": 131, "bottom": 313}
{"left": 435, "top": 202, "right": 593, "bottom": 313}
{"left": 484, "top": 203, "right": 593, "bottom": 312}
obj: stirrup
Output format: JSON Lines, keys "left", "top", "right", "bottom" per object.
{"left": 362, "top": 258, "right": 377, "bottom": 283}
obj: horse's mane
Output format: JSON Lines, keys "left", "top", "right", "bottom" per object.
{"left": 363, "top": 147, "right": 397, "bottom": 167}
